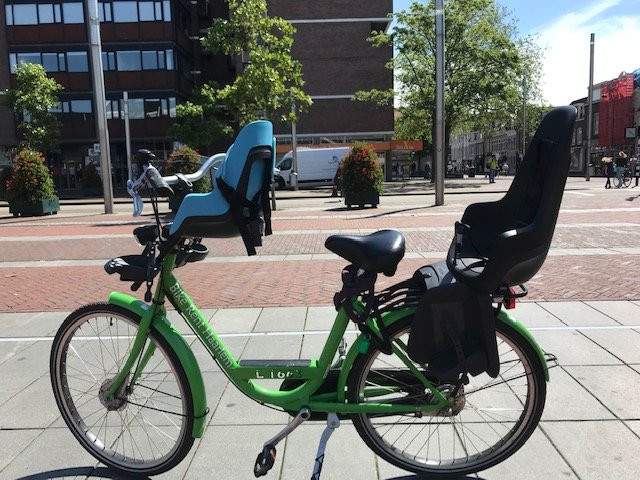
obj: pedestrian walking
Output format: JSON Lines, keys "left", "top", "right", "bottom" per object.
{"left": 630, "top": 155, "right": 639, "bottom": 188}
{"left": 603, "top": 157, "right": 614, "bottom": 189}
{"left": 487, "top": 154, "right": 497, "bottom": 183}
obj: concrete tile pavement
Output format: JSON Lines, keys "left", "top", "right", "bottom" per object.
{"left": 0, "top": 301, "right": 639, "bottom": 479}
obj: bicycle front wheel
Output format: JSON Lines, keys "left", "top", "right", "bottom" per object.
{"left": 50, "top": 303, "right": 194, "bottom": 477}
{"left": 623, "top": 175, "right": 631, "bottom": 188}
{"left": 347, "top": 316, "right": 546, "bottom": 478}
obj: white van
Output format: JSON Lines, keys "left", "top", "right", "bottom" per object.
{"left": 275, "top": 147, "right": 350, "bottom": 189}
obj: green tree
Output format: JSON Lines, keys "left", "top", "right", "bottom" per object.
{"left": 169, "top": 83, "right": 233, "bottom": 151}
{"left": 5, "top": 63, "right": 63, "bottom": 154}
{"left": 201, "top": 0, "right": 311, "bottom": 125}
{"left": 356, "top": 0, "right": 545, "bottom": 152}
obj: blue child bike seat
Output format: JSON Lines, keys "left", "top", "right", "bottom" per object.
{"left": 170, "top": 121, "right": 276, "bottom": 255}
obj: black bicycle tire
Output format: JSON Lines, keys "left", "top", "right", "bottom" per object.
{"left": 50, "top": 302, "right": 195, "bottom": 477}
{"left": 346, "top": 316, "right": 547, "bottom": 478}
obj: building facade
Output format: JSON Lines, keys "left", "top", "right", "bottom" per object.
{"left": 1, "top": 0, "right": 228, "bottom": 194}
{"left": 1, "top": 0, "right": 395, "bottom": 195}
{"left": 266, "top": 0, "right": 394, "bottom": 154}
{"left": 570, "top": 69, "right": 639, "bottom": 177}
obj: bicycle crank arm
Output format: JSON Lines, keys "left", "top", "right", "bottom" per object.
{"left": 254, "top": 408, "right": 311, "bottom": 477}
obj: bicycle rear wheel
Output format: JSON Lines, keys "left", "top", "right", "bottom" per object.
{"left": 623, "top": 175, "right": 631, "bottom": 188}
{"left": 50, "top": 303, "right": 194, "bottom": 477}
{"left": 347, "top": 316, "right": 546, "bottom": 478}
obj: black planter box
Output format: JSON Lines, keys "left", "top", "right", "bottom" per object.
{"left": 344, "top": 190, "right": 380, "bottom": 208}
{"left": 9, "top": 197, "right": 60, "bottom": 217}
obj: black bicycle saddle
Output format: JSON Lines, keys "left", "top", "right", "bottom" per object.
{"left": 325, "top": 229, "right": 405, "bottom": 276}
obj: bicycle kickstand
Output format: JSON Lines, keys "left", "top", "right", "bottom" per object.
{"left": 254, "top": 408, "right": 311, "bottom": 477}
{"left": 310, "top": 413, "right": 340, "bottom": 480}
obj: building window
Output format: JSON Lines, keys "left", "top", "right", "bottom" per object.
{"left": 128, "top": 98, "right": 145, "bottom": 119}
{"left": 144, "top": 98, "right": 161, "bottom": 118}
{"left": 38, "top": 4, "right": 55, "bottom": 23}
{"left": 108, "top": 0, "right": 169, "bottom": 22}
{"left": 101, "top": 51, "right": 116, "bottom": 71}
{"left": 576, "top": 127, "right": 583, "bottom": 145}
{"left": 12, "top": 4, "right": 37, "bottom": 25}
{"left": 116, "top": 51, "right": 142, "bottom": 71}
{"left": 70, "top": 99, "right": 92, "bottom": 113}
{"left": 50, "top": 99, "right": 93, "bottom": 114}
{"left": 62, "top": 2, "right": 83, "bottom": 23}
{"left": 99, "top": 2, "right": 113, "bottom": 21}
{"left": 141, "top": 50, "right": 158, "bottom": 69}
{"left": 5, "top": 2, "right": 82, "bottom": 25}
{"left": 66, "top": 52, "right": 89, "bottom": 72}
{"left": 103, "top": 49, "right": 173, "bottom": 71}
{"left": 42, "top": 53, "right": 60, "bottom": 71}
{"left": 113, "top": 1, "right": 138, "bottom": 22}
{"left": 593, "top": 112, "right": 599, "bottom": 136}
{"left": 105, "top": 99, "right": 123, "bottom": 119}
{"left": 9, "top": 51, "right": 89, "bottom": 73}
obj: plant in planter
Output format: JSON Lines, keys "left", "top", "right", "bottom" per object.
{"left": 6, "top": 148, "right": 59, "bottom": 216}
{"left": 163, "top": 145, "right": 212, "bottom": 212}
{"left": 340, "top": 142, "right": 383, "bottom": 208}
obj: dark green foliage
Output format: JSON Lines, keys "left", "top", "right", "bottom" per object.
{"left": 5, "top": 63, "right": 62, "bottom": 153}
{"left": 201, "top": 0, "right": 311, "bottom": 126}
{"left": 6, "top": 148, "right": 57, "bottom": 203}
{"left": 81, "top": 163, "right": 103, "bottom": 190}
{"left": 163, "top": 145, "right": 212, "bottom": 194}
{"left": 339, "top": 143, "right": 384, "bottom": 195}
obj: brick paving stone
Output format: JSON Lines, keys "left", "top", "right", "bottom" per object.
{"left": 2, "top": 224, "right": 639, "bottom": 262}
{"left": 2, "top": 254, "right": 640, "bottom": 312}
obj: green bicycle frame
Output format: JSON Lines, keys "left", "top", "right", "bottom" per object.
{"left": 106, "top": 251, "right": 550, "bottom": 438}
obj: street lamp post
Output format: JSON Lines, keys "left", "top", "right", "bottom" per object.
{"left": 434, "top": 0, "right": 445, "bottom": 206}
{"left": 86, "top": 0, "right": 114, "bottom": 213}
{"left": 585, "top": 33, "right": 595, "bottom": 182}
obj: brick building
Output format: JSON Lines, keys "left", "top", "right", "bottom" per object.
{"left": 266, "top": 0, "right": 394, "bottom": 153}
{"left": 0, "top": 0, "right": 233, "bottom": 194}
{"left": 570, "top": 70, "right": 639, "bottom": 176}
{"left": 1, "top": 0, "right": 395, "bottom": 195}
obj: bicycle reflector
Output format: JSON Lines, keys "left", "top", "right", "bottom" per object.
{"left": 504, "top": 287, "right": 517, "bottom": 309}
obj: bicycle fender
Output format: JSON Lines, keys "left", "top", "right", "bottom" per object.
{"left": 108, "top": 292, "right": 209, "bottom": 437}
{"left": 496, "top": 310, "right": 550, "bottom": 381}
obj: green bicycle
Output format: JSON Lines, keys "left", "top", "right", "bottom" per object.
{"left": 50, "top": 107, "right": 576, "bottom": 478}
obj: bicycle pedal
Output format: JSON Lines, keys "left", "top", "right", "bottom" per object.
{"left": 254, "top": 444, "right": 277, "bottom": 477}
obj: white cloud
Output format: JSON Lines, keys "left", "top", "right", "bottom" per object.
{"left": 535, "top": 0, "right": 640, "bottom": 105}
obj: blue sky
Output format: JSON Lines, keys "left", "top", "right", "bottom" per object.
{"left": 393, "top": 0, "right": 640, "bottom": 105}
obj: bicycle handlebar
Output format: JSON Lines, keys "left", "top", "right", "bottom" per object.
{"left": 127, "top": 152, "right": 226, "bottom": 216}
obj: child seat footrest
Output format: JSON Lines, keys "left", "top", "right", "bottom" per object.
{"left": 104, "top": 255, "right": 149, "bottom": 282}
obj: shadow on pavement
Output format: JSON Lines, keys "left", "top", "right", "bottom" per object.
{"left": 356, "top": 205, "right": 438, "bottom": 219}
{"left": 16, "top": 466, "right": 150, "bottom": 480}
{"left": 385, "top": 475, "right": 482, "bottom": 480}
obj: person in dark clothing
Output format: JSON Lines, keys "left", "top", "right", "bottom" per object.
{"left": 604, "top": 160, "right": 614, "bottom": 189}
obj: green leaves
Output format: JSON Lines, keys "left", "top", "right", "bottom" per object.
{"left": 201, "top": 0, "right": 311, "bottom": 126}
{"left": 6, "top": 63, "right": 62, "bottom": 154}
{"left": 5, "top": 148, "right": 57, "bottom": 203}
{"left": 357, "top": 0, "right": 545, "bottom": 145}
{"left": 169, "top": 83, "right": 233, "bottom": 151}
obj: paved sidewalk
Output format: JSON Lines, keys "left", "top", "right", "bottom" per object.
{"left": 1, "top": 301, "right": 640, "bottom": 480}
{"left": 1, "top": 177, "right": 639, "bottom": 478}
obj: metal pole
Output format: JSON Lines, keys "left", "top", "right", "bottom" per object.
{"left": 585, "top": 33, "right": 595, "bottom": 181}
{"left": 522, "top": 76, "right": 527, "bottom": 158}
{"left": 434, "top": 0, "right": 445, "bottom": 206}
{"left": 86, "top": 0, "right": 113, "bottom": 213}
{"left": 123, "top": 91, "right": 132, "bottom": 181}
{"left": 291, "top": 100, "right": 299, "bottom": 191}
